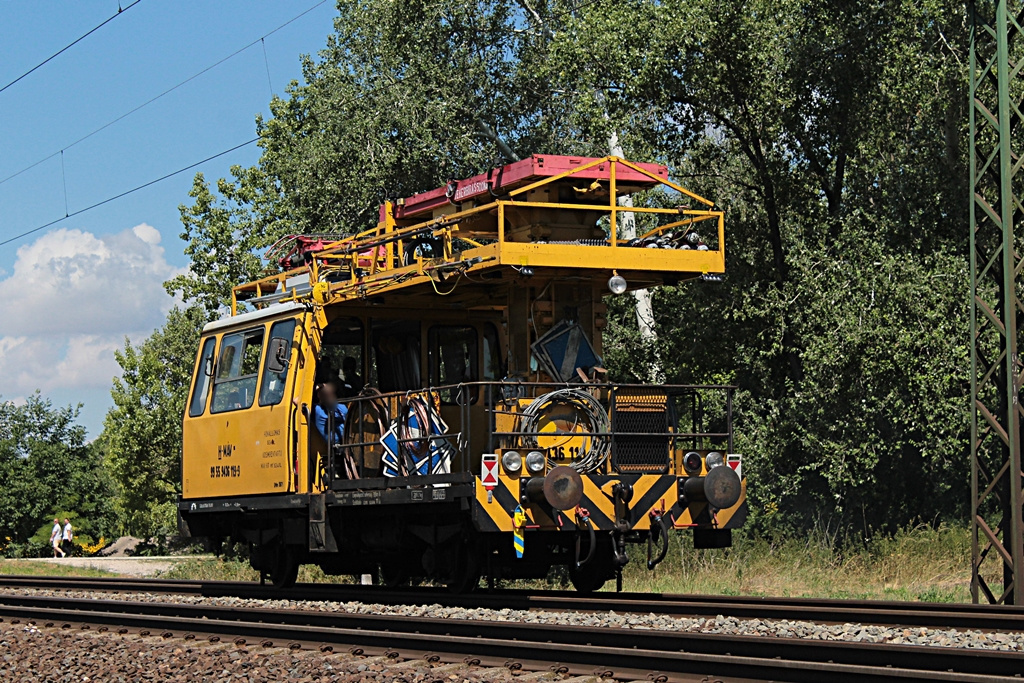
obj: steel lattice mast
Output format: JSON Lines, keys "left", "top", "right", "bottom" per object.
{"left": 970, "top": 0, "right": 1024, "bottom": 606}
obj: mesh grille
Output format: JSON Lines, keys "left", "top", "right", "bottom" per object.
{"left": 612, "top": 392, "right": 671, "bottom": 473}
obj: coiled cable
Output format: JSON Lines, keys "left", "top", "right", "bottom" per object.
{"left": 341, "top": 387, "right": 390, "bottom": 477}
{"left": 398, "top": 394, "right": 434, "bottom": 471}
{"left": 520, "top": 388, "right": 610, "bottom": 473}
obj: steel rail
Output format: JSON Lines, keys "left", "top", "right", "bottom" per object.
{"left": 2, "top": 575, "right": 1024, "bottom": 632}
{"left": 0, "top": 593, "right": 1019, "bottom": 682}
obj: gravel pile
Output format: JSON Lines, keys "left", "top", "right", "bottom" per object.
{"left": 2, "top": 587, "right": 1021, "bottom": 653}
{"left": 97, "top": 536, "right": 142, "bottom": 557}
{"left": 0, "top": 621, "right": 584, "bottom": 683}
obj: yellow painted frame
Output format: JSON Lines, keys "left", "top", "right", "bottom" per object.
{"left": 231, "top": 156, "right": 725, "bottom": 314}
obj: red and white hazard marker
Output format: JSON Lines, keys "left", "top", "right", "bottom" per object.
{"left": 481, "top": 453, "right": 499, "bottom": 488}
{"left": 727, "top": 454, "right": 742, "bottom": 479}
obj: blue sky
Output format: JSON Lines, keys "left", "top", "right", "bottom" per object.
{"left": 0, "top": 0, "right": 338, "bottom": 438}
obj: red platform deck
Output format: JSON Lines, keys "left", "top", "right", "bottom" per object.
{"left": 381, "top": 154, "right": 669, "bottom": 222}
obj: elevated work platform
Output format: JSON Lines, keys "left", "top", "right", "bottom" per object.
{"left": 232, "top": 155, "right": 724, "bottom": 314}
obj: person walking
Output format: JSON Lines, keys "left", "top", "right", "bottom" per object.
{"left": 49, "top": 518, "right": 65, "bottom": 558}
{"left": 61, "top": 518, "right": 73, "bottom": 557}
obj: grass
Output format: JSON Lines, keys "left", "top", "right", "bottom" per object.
{"left": 0, "top": 525, "right": 980, "bottom": 602}
{"left": 618, "top": 523, "right": 974, "bottom": 602}
{"left": 157, "top": 557, "right": 357, "bottom": 584}
{"left": 0, "top": 559, "right": 120, "bottom": 578}
{"left": 159, "top": 524, "right": 977, "bottom": 602}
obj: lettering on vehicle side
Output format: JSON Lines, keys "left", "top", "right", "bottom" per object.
{"left": 549, "top": 445, "right": 582, "bottom": 459}
{"left": 336, "top": 491, "right": 382, "bottom": 506}
{"left": 454, "top": 180, "right": 489, "bottom": 202}
{"left": 217, "top": 443, "right": 235, "bottom": 460}
{"left": 263, "top": 429, "right": 281, "bottom": 437}
{"left": 210, "top": 465, "right": 241, "bottom": 478}
{"left": 260, "top": 462, "right": 283, "bottom": 469}
{"left": 262, "top": 449, "right": 282, "bottom": 459}
{"left": 432, "top": 489, "right": 446, "bottom": 500}
{"left": 411, "top": 490, "right": 424, "bottom": 501}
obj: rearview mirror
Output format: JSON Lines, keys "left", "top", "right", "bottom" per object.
{"left": 267, "top": 338, "right": 289, "bottom": 373}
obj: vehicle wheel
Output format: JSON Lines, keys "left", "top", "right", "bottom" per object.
{"left": 379, "top": 564, "right": 408, "bottom": 588}
{"left": 569, "top": 561, "right": 610, "bottom": 593}
{"left": 444, "top": 542, "right": 480, "bottom": 594}
{"left": 270, "top": 547, "right": 299, "bottom": 589}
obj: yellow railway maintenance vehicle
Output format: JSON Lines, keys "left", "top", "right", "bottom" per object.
{"left": 178, "top": 155, "right": 747, "bottom": 591}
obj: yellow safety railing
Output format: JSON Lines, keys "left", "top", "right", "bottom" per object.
{"left": 231, "top": 157, "right": 724, "bottom": 314}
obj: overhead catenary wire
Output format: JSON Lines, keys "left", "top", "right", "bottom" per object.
{"left": 0, "top": 0, "right": 609, "bottom": 250}
{"left": 261, "top": 38, "right": 275, "bottom": 96}
{"left": 60, "top": 151, "right": 69, "bottom": 217}
{"left": 0, "top": 0, "right": 328, "bottom": 188}
{"left": 0, "top": 65, "right": 377, "bottom": 250}
{"left": 1, "top": 73, "right": 361, "bottom": 250}
{"left": 0, "top": 138, "right": 258, "bottom": 248}
{"left": 0, "top": 0, "right": 144, "bottom": 95}
{"left": 0, "top": 81, "right": 362, "bottom": 250}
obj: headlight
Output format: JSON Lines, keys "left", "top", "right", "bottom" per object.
{"left": 683, "top": 451, "right": 703, "bottom": 475}
{"left": 502, "top": 450, "right": 522, "bottom": 473}
{"left": 525, "top": 450, "right": 546, "bottom": 473}
{"left": 608, "top": 273, "right": 627, "bottom": 295}
{"left": 705, "top": 451, "right": 724, "bottom": 469}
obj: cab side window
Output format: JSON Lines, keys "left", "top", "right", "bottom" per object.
{"left": 188, "top": 337, "right": 216, "bottom": 417}
{"left": 259, "top": 319, "right": 296, "bottom": 407}
{"left": 483, "top": 323, "right": 502, "bottom": 381}
{"left": 319, "top": 316, "right": 364, "bottom": 398}
{"left": 211, "top": 327, "right": 265, "bottom": 413}
{"left": 372, "top": 320, "right": 421, "bottom": 393}
{"left": 429, "top": 325, "right": 478, "bottom": 404}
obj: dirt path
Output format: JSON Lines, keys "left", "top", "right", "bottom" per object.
{"left": 6, "top": 556, "right": 189, "bottom": 576}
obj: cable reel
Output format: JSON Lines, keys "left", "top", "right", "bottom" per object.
{"left": 519, "top": 388, "right": 610, "bottom": 474}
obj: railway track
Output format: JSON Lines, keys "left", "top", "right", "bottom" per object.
{"left": 0, "top": 591, "right": 1021, "bottom": 682}
{"left": 3, "top": 574, "right": 1024, "bottom": 632}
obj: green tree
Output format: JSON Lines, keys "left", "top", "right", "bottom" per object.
{"left": 104, "top": 306, "right": 207, "bottom": 538}
{"left": 0, "top": 394, "right": 116, "bottom": 553}
{"left": 165, "top": 0, "right": 602, "bottom": 314}
{"left": 549, "top": 0, "right": 968, "bottom": 534}
{"left": 163, "top": 0, "right": 971, "bottom": 541}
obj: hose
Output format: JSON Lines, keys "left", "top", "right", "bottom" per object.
{"left": 647, "top": 512, "right": 670, "bottom": 570}
{"left": 575, "top": 514, "right": 596, "bottom": 568}
{"left": 520, "top": 388, "right": 610, "bottom": 474}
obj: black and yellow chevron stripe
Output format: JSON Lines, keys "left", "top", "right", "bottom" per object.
{"left": 471, "top": 474, "right": 747, "bottom": 533}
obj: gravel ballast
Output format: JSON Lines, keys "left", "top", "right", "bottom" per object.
{"left": 1, "top": 587, "right": 1021, "bottom": 652}
{"left": 0, "top": 621, "right": 584, "bottom": 683}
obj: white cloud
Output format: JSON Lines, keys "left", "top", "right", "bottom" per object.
{"left": 0, "top": 224, "right": 182, "bottom": 399}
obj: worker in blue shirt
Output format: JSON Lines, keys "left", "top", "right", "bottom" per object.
{"left": 314, "top": 380, "right": 347, "bottom": 448}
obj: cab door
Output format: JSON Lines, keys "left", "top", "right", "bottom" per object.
{"left": 182, "top": 318, "right": 299, "bottom": 498}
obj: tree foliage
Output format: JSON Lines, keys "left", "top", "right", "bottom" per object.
{"left": 104, "top": 307, "right": 207, "bottom": 538}
{"left": 0, "top": 394, "right": 116, "bottom": 554}
{"left": 162, "top": 0, "right": 968, "bottom": 540}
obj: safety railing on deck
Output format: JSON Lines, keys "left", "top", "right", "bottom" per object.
{"left": 233, "top": 156, "right": 726, "bottom": 314}
{"left": 317, "top": 381, "right": 735, "bottom": 489}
